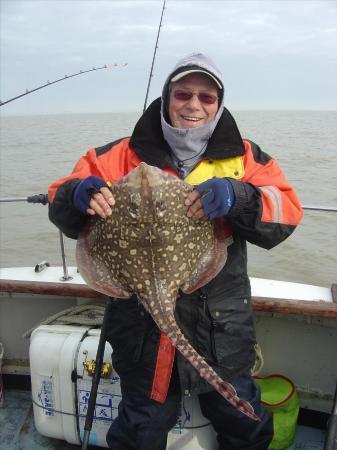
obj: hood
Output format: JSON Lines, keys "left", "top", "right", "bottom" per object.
{"left": 160, "top": 53, "right": 226, "bottom": 175}
{"left": 161, "top": 53, "right": 224, "bottom": 110}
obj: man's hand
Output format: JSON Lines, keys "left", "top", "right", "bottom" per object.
{"left": 185, "top": 178, "right": 234, "bottom": 220}
{"left": 73, "top": 176, "right": 115, "bottom": 219}
{"left": 185, "top": 189, "right": 208, "bottom": 220}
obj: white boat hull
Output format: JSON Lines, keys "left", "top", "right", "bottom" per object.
{"left": 1, "top": 265, "right": 336, "bottom": 416}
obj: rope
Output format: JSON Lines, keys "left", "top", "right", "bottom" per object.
{"left": 32, "top": 398, "right": 79, "bottom": 417}
{"left": 251, "top": 343, "right": 264, "bottom": 376}
{"left": 31, "top": 398, "right": 212, "bottom": 430}
{"left": 23, "top": 302, "right": 106, "bottom": 338}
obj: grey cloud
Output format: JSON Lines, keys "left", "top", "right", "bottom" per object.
{"left": 1, "top": 0, "right": 336, "bottom": 114}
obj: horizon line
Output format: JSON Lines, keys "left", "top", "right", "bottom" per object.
{"left": 2, "top": 108, "right": 337, "bottom": 118}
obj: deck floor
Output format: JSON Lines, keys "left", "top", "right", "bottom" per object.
{"left": 0, "top": 390, "right": 327, "bottom": 450}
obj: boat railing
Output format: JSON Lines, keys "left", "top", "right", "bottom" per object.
{"left": 0, "top": 194, "right": 337, "bottom": 319}
{"left": 0, "top": 194, "right": 73, "bottom": 281}
{"left": 1, "top": 194, "right": 337, "bottom": 283}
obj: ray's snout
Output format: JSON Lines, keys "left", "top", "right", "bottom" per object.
{"left": 136, "top": 163, "right": 165, "bottom": 190}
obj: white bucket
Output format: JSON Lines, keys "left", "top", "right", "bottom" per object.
{"left": 30, "top": 325, "right": 217, "bottom": 449}
{"left": 0, "top": 342, "right": 4, "bottom": 407}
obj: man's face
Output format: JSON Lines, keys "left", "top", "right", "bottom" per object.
{"left": 168, "top": 73, "right": 219, "bottom": 129}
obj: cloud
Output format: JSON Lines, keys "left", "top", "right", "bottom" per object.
{"left": 0, "top": 0, "right": 336, "bottom": 113}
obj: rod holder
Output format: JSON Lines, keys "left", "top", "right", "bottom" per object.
{"left": 59, "top": 231, "right": 72, "bottom": 281}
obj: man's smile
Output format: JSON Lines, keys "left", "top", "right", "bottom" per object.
{"left": 181, "top": 115, "right": 204, "bottom": 122}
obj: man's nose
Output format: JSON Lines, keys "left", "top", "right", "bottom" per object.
{"left": 186, "top": 93, "right": 201, "bottom": 108}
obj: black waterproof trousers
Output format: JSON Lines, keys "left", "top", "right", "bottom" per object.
{"left": 106, "top": 373, "right": 273, "bottom": 450}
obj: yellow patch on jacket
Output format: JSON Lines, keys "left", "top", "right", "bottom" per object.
{"left": 185, "top": 157, "right": 244, "bottom": 185}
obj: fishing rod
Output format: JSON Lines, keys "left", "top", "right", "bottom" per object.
{"left": 1, "top": 196, "right": 337, "bottom": 213}
{"left": 143, "top": 0, "right": 167, "bottom": 112}
{"left": 64, "top": 2, "right": 165, "bottom": 438}
{"left": 0, "top": 194, "right": 49, "bottom": 204}
{"left": 301, "top": 205, "right": 337, "bottom": 213}
{"left": 0, "top": 64, "right": 127, "bottom": 106}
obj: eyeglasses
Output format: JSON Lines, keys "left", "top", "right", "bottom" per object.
{"left": 172, "top": 90, "right": 218, "bottom": 105}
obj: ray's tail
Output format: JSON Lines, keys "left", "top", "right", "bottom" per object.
{"left": 161, "top": 318, "right": 260, "bottom": 422}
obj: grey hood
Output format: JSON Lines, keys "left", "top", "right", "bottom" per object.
{"left": 160, "top": 53, "right": 225, "bottom": 176}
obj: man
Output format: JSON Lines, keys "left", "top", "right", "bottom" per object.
{"left": 48, "top": 53, "right": 303, "bottom": 450}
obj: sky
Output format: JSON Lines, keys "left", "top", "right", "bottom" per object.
{"left": 1, "top": 0, "right": 337, "bottom": 115}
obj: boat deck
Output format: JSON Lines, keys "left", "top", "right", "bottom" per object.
{"left": 0, "top": 390, "right": 101, "bottom": 450}
{"left": 0, "top": 390, "right": 327, "bottom": 450}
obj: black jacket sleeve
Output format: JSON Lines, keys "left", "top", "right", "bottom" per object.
{"left": 224, "top": 141, "right": 303, "bottom": 249}
{"left": 227, "top": 179, "right": 297, "bottom": 249}
{"left": 48, "top": 178, "right": 88, "bottom": 239}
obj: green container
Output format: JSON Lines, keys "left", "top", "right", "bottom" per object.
{"left": 255, "top": 374, "right": 299, "bottom": 450}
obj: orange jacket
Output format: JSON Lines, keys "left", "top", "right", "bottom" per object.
{"left": 48, "top": 100, "right": 303, "bottom": 402}
{"left": 49, "top": 136, "right": 302, "bottom": 235}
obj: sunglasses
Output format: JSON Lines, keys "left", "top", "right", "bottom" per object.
{"left": 172, "top": 90, "right": 218, "bottom": 105}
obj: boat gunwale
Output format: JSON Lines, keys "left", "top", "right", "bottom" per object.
{"left": 1, "top": 278, "right": 337, "bottom": 318}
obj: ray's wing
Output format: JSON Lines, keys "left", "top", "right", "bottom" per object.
{"left": 181, "top": 220, "right": 227, "bottom": 294}
{"left": 76, "top": 218, "right": 132, "bottom": 298}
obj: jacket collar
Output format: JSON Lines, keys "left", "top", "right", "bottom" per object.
{"left": 129, "top": 98, "right": 245, "bottom": 168}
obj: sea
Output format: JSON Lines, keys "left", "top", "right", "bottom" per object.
{"left": 0, "top": 110, "right": 336, "bottom": 288}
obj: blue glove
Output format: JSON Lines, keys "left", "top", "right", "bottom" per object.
{"left": 195, "top": 178, "right": 235, "bottom": 219}
{"left": 73, "top": 176, "right": 108, "bottom": 214}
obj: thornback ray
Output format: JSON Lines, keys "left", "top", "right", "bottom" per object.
{"left": 76, "top": 162, "right": 259, "bottom": 421}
